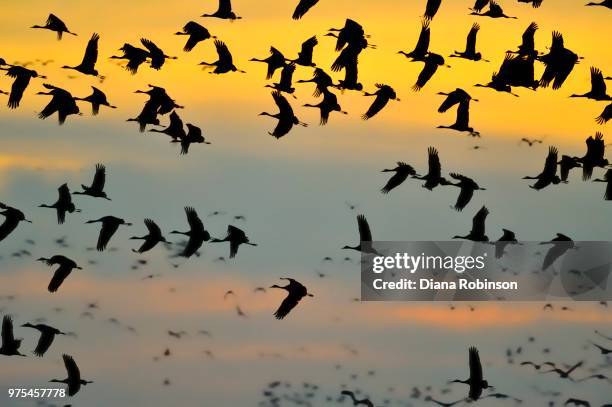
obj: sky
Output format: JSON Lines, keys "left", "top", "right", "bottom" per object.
{"left": 0, "top": 0, "right": 611, "bottom": 406}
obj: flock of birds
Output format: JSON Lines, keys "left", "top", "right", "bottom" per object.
{"left": 0, "top": 0, "right": 611, "bottom": 405}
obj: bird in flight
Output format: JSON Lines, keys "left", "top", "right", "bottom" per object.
{"left": 131, "top": 219, "right": 169, "bottom": 254}
{"left": 450, "top": 23, "right": 489, "bottom": 62}
{"left": 110, "top": 43, "right": 149, "bottom": 74}
{"left": 199, "top": 40, "right": 245, "bottom": 74}
{"left": 0, "top": 202, "right": 31, "bottom": 243}
{"left": 141, "top": 38, "right": 177, "bottom": 70}
{"left": 380, "top": 162, "right": 418, "bottom": 194}
{"left": 170, "top": 207, "right": 210, "bottom": 258}
{"left": 202, "top": 0, "right": 241, "bottom": 20}
{"left": 75, "top": 86, "right": 116, "bottom": 115}
{"left": 21, "top": 322, "right": 66, "bottom": 357}
{"left": 574, "top": 132, "right": 608, "bottom": 180}
{"left": 37, "top": 255, "right": 82, "bottom": 293}
{"left": 450, "top": 347, "right": 491, "bottom": 400}
{"left": 86, "top": 216, "right": 132, "bottom": 252}
{"left": 49, "top": 354, "right": 93, "bottom": 396}
{"left": 73, "top": 164, "right": 111, "bottom": 200}
{"left": 413, "top": 53, "right": 449, "bottom": 91}
{"left": 0, "top": 316, "right": 26, "bottom": 356}
{"left": 494, "top": 229, "right": 518, "bottom": 259}
{"left": 444, "top": 173, "right": 486, "bottom": 211}
{"left": 342, "top": 214, "right": 379, "bottom": 255}
{"left": 453, "top": 206, "right": 489, "bottom": 242}
{"left": 31, "top": 14, "right": 77, "bottom": 39}
{"left": 522, "top": 146, "right": 561, "bottom": 190}
{"left": 542, "top": 360, "right": 583, "bottom": 380}
{"left": 399, "top": 19, "right": 430, "bottom": 62}
{"left": 470, "top": 1, "right": 517, "bottom": 18}
{"left": 270, "top": 278, "right": 313, "bottom": 319}
{"left": 303, "top": 88, "right": 347, "bottom": 125}
{"left": 289, "top": 36, "right": 318, "bottom": 67}
{"left": 36, "top": 83, "right": 81, "bottom": 125}
{"left": 1, "top": 65, "right": 46, "bottom": 109}
{"left": 292, "top": 0, "right": 319, "bottom": 20}
{"left": 260, "top": 91, "right": 307, "bottom": 138}
{"left": 539, "top": 31, "right": 581, "bottom": 90}
{"left": 62, "top": 33, "right": 100, "bottom": 77}
{"left": 570, "top": 67, "right": 611, "bottom": 101}
{"left": 211, "top": 225, "right": 257, "bottom": 258}
{"left": 596, "top": 103, "right": 611, "bottom": 124}
{"left": 437, "top": 99, "right": 480, "bottom": 137}
{"left": 540, "top": 233, "right": 574, "bottom": 270}
{"left": 362, "top": 84, "right": 399, "bottom": 120}
{"left": 423, "top": 0, "right": 443, "bottom": 20}
{"left": 39, "top": 183, "right": 80, "bottom": 224}
{"left": 175, "top": 22, "right": 215, "bottom": 52}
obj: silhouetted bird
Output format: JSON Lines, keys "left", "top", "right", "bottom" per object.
{"left": 336, "top": 52, "right": 363, "bottom": 91}
{"left": 75, "top": 86, "right": 116, "bottom": 115}
{"left": 521, "top": 137, "right": 542, "bottom": 146}
{"left": 585, "top": 0, "right": 612, "bottom": 8}
{"left": 575, "top": 132, "right": 609, "bottom": 180}
{"left": 0, "top": 202, "right": 31, "bottom": 242}
{"left": 523, "top": 146, "right": 561, "bottom": 190}
{"left": 414, "top": 147, "right": 449, "bottom": 190}
{"left": 202, "top": 0, "right": 241, "bottom": 20}
{"left": 74, "top": 164, "right": 111, "bottom": 200}
{"left": 128, "top": 99, "right": 159, "bottom": 131}
{"left": 31, "top": 14, "right": 76, "bottom": 39}
{"left": 543, "top": 361, "right": 583, "bottom": 379}
{"left": 570, "top": 67, "right": 610, "bottom": 100}
{"left": 36, "top": 83, "right": 80, "bottom": 124}
{"left": 304, "top": 89, "right": 347, "bottom": 125}
{"left": 266, "top": 63, "right": 296, "bottom": 95}
{"left": 39, "top": 183, "right": 80, "bottom": 224}
{"left": 541, "top": 233, "right": 573, "bottom": 269}
{"left": 424, "top": 0, "right": 443, "bottom": 20}
{"left": 260, "top": 91, "right": 307, "bottom": 138}
{"left": 558, "top": 155, "right": 581, "bottom": 182}
{"left": 270, "top": 278, "right": 313, "bottom": 319}
{"left": 110, "top": 43, "right": 149, "bottom": 74}
{"left": 251, "top": 47, "right": 287, "bottom": 80}
{"left": 445, "top": 173, "right": 486, "bottom": 211}
{"left": 141, "top": 38, "right": 176, "bottom": 70}
{"left": 341, "top": 390, "right": 374, "bottom": 406}
{"left": 0, "top": 65, "right": 46, "bottom": 108}
{"left": 471, "top": 1, "right": 517, "bottom": 18}
{"left": 131, "top": 219, "right": 169, "bottom": 253}
{"left": 399, "top": 19, "right": 430, "bottom": 62}
{"left": 451, "top": 347, "right": 491, "bottom": 400}
{"left": 414, "top": 53, "right": 449, "bottom": 91}
{"left": 293, "top": 0, "right": 319, "bottom": 19}
{"left": 37, "top": 255, "right": 82, "bottom": 293}
{"left": 380, "top": 162, "right": 418, "bottom": 194}
{"left": 495, "top": 229, "right": 518, "bottom": 258}
{"left": 438, "top": 88, "right": 477, "bottom": 112}
{"left": 150, "top": 110, "right": 186, "bottom": 140}
{"left": 63, "top": 33, "right": 100, "bottom": 77}
{"left": 170, "top": 207, "right": 210, "bottom": 258}
{"left": 297, "top": 68, "right": 334, "bottom": 96}
{"left": 438, "top": 100, "right": 479, "bottom": 137}
{"left": 211, "top": 225, "right": 257, "bottom": 258}
{"left": 539, "top": 32, "right": 581, "bottom": 90}
{"left": 451, "top": 23, "right": 489, "bottom": 62}
{"left": 49, "top": 354, "right": 93, "bottom": 396}
{"left": 176, "top": 22, "right": 214, "bottom": 52}
{"left": 86, "top": 216, "right": 132, "bottom": 251}
{"left": 135, "top": 84, "right": 182, "bottom": 115}
{"left": 596, "top": 103, "right": 611, "bottom": 124}
{"left": 342, "top": 214, "right": 379, "bottom": 254}
{"left": 0, "top": 316, "right": 25, "bottom": 356}
{"left": 199, "top": 40, "right": 245, "bottom": 74}
{"left": 21, "top": 323, "right": 65, "bottom": 356}
{"left": 362, "top": 84, "right": 399, "bottom": 120}
{"left": 593, "top": 169, "right": 611, "bottom": 200}
{"left": 176, "top": 123, "right": 211, "bottom": 155}
{"left": 509, "top": 22, "right": 539, "bottom": 58}
{"left": 328, "top": 19, "right": 368, "bottom": 52}
{"left": 291, "top": 36, "right": 317, "bottom": 67}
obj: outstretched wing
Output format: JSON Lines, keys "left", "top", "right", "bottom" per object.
{"left": 292, "top": 0, "right": 319, "bottom": 20}
{"left": 2, "top": 315, "right": 16, "bottom": 344}
{"left": 48, "top": 264, "right": 71, "bottom": 292}
{"left": 465, "top": 23, "right": 480, "bottom": 55}
{"left": 356, "top": 214, "right": 373, "bottom": 242}
{"left": 428, "top": 147, "right": 442, "bottom": 179}
{"left": 81, "top": 33, "right": 99, "bottom": 71}
{"left": 91, "top": 164, "right": 106, "bottom": 191}
{"left": 274, "top": 293, "right": 300, "bottom": 319}
{"left": 33, "top": 330, "right": 55, "bottom": 357}
{"left": 469, "top": 346, "right": 484, "bottom": 382}
{"left": 362, "top": 93, "right": 389, "bottom": 120}
{"left": 63, "top": 354, "right": 82, "bottom": 396}
{"left": 215, "top": 40, "right": 233, "bottom": 64}
{"left": 471, "top": 207, "right": 488, "bottom": 237}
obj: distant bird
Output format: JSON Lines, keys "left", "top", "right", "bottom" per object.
{"left": 199, "top": 40, "right": 245, "bottom": 74}
{"left": 270, "top": 278, "right": 313, "bottom": 319}
{"left": 522, "top": 146, "right": 561, "bottom": 190}
{"left": 36, "top": 83, "right": 80, "bottom": 124}
{"left": 543, "top": 361, "right": 583, "bottom": 379}
{"left": 298, "top": 68, "right": 334, "bottom": 96}
{"left": 424, "top": 0, "right": 443, "bottom": 20}
{"left": 170, "top": 207, "right": 210, "bottom": 258}
{"left": 438, "top": 100, "right": 480, "bottom": 137}
{"left": 110, "top": 43, "right": 149, "bottom": 74}
{"left": 341, "top": 390, "right": 374, "bottom": 407}
{"left": 0, "top": 316, "right": 25, "bottom": 356}
{"left": 540, "top": 233, "right": 573, "bottom": 270}
{"left": 380, "top": 162, "right": 418, "bottom": 194}
{"left": 362, "top": 84, "right": 399, "bottom": 120}
{"left": 564, "top": 399, "right": 591, "bottom": 407}
{"left": 424, "top": 396, "right": 465, "bottom": 407}
{"left": 593, "top": 169, "right": 611, "bottom": 200}
{"left": 451, "top": 23, "right": 489, "bottom": 61}
{"left": 517, "top": 0, "right": 543, "bottom": 7}
{"left": 31, "top": 14, "right": 76, "bottom": 39}
{"left": 303, "top": 88, "right": 347, "bottom": 125}
{"left": 293, "top": 0, "right": 319, "bottom": 20}
{"left": 202, "top": 0, "right": 241, "bottom": 19}
{"left": 0, "top": 65, "right": 46, "bottom": 108}
{"left": 596, "top": 103, "right": 611, "bottom": 124}
{"left": 495, "top": 229, "right": 518, "bottom": 258}
{"left": 266, "top": 62, "right": 297, "bottom": 95}
{"left": 211, "top": 225, "right": 257, "bottom": 258}
{"left": 260, "top": 91, "right": 307, "bottom": 138}
{"left": 75, "top": 86, "right": 116, "bottom": 115}
{"left": 445, "top": 173, "right": 486, "bottom": 211}
{"left": 585, "top": 0, "right": 612, "bottom": 8}
{"left": 291, "top": 36, "right": 318, "bottom": 66}
{"left": 521, "top": 137, "right": 543, "bottom": 146}
{"left": 37, "top": 255, "right": 82, "bottom": 293}
{"left": 398, "top": 19, "right": 430, "bottom": 62}
{"left": 62, "top": 33, "right": 100, "bottom": 76}
{"left": 414, "top": 53, "right": 449, "bottom": 91}
{"left": 150, "top": 110, "right": 186, "bottom": 140}
{"left": 251, "top": 47, "right": 287, "bottom": 80}
{"left": 131, "top": 219, "right": 169, "bottom": 253}
{"left": 438, "top": 88, "right": 478, "bottom": 112}
{"left": 175, "top": 22, "right": 214, "bottom": 52}
{"left": 453, "top": 206, "right": 489, "bottom": 242}
{"left": 591, "top": 342, "right": 612, "bottom": 355}
{"left": 74, "top": 164, "right": 111, "bottom": 200}
{"left": 176, "top": 123, "right": 211, "bottom": 155}
{"left": 570, "top": 67, "right": 610, "bottom": 100}
{"left": 21, "top": 323, "right": 65, "bottom": 356}
{"left": 342, "top": 214, "right": 379, "bottom": 254}
{"left": 141, "top": 38, "right": 176, "bottom": 70}
{"left": 414, "top": 147, "right": 449, "bottom": 190}
{"left": 39, "top": 183, "right": 80, "bottom": 224}
{"left": 539, "top": 32, "right": 581, "bottom": 90}
{"left": 558, "top": 155, "right": 581, "bottom": 182}
{"left": 509, "top": 22, "right": 539, "bottom": 58}
{"left": 86, "top": 216, "right": 132, "bottom": 251}
{"left": 0, "top": 202, "right": 31, "bottom": 242}
{"left": 470, "top": 1, "right": 517, "bottom": 18}
{"left": 451, "top": 347, "right": 491, "bottom": 400}
{"left": 49, "top": 354, "right": 93, "bottom": 396}
{"left": 574, "top": 132, "right": 608, "bottom": 180}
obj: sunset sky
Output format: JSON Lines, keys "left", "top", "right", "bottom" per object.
{"left": 0, "top": 1, "right": 611, "bottom": 406}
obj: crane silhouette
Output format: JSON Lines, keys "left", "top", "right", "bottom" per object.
{"left": 21, "top": 323, "right": 66, "bottom": 356}
{"left": 570, "top": 67, "right": 611, "bottom": 100}
{"left": 445, "top": 173, "right": 486, "bottom": 211}
{"left": 251, "top": 46, "right": 287, "bottom": 80}
{"left": 451, "top": 23, "right": 489, "bottom": 62}
{"left": 86, "top": 216, "right": 132, "bottom": 251}
{"left": 593, "top": 169, "right": 611, "bottom": 200}
{"left": 199, "top": 40, "right": 245, "bottom": 74}
{"left": 558, "top": 155, "right": 582, "bottom": 182}
{"left": 494, "top": 229, "right": 518, "bottom": 258}
{"left": 176, "top": 123, "right": 211, "bottom": 155}
{"left": 39, "top": 183, "right": 80, "bottom": 224}
{"left": 297, "top": 67, "right": 334, "bottom": 97}
{"left": 399, "top": 19, "right": 430, "bottom": 62}
{"left": 0, "top": 202, "right": 31, "bottom": 242}
{"left": 127, "top": 99, "right": 159, "bottom": 131}
{"left": 270, "top": 278, "right": 313, "bottom": 319}
{"left": 470, "top": 1, "right": 517, "bottom": 18}
{"left": 542, "top": 361, "right": 583, "bottom": 379}
{"left": 211, "top": 225, "right": 257, "bottom": 258}
{"left": 508, "top": 22, "right": 539, "bottom": 58}
{"left": 0, "top": 316, "right": 25, "bottom": 356}
{"left": 0, "top": 65, "right": 46, "bottom": 108}
{"left": 37, "top": 255, "right": 82, "bottom": 293}
{"left": 62, "top": 33, "right": 100, "bottom": 77}
{"left": 450, "top": 347, "right": 491, "bottom": 400}
{"left": 362, "top": 84, "right": 399, "bottom": 120}
{"left": 453, "top": 206, "right": 489, "bottom": 241}
{"left": 438, "top": 99, "right": 480, "bottom": 137}
{"left": 131, "top": 219, "right": 169, "bottom": 253}
{"left": 135, "top": 84, "right": 182, "bottom": 115}
{"left": 75, "top": 86, "right": 116, "bottom": 115}
{"left": 202, "top": 0, "right": 241, "bottom": 20}
{"left": 413, "top": 53, "right": 449, "bottom": 91}
{"left": 380, "top": 162, "right": 418, "bottom": 194}
{"left": 36, "top": 83, "right": 80, "bottom": 124}
{"left": 342, "top": 214, "right": 379, "bottom": 255}
{"left": 110, "top": 43, "right": 149, "bottom": 74}
{"left": 414, "top": 147, "right": 449, "bottom": 190}
{"left": 438, "top": 88, "right": 478, "bottom": 112}
{"left": 290, "top": 36, "right": 317, "bottom": 67}
{"left": 260, "top": 91, "right": 307, "bottom": 138}
{"left": 523, "top": 146, "right": 561, "bottom": 190}
{"left": 539, "top": 32, "right": 581, "bottom": 90}
{"left": 170, "top": 207, "right": 210, "bottom": 258}
{"left": 574, "top": 132, "right": 609, "bottom": 180}
{"left": 31, "top": 14, "right": 76, "bottom": 39}
{"left": 141, "top": 38, "right": 176, "bottom": 70}
{"left": 49, "top": 354, "right": 93, "bottom": 396}
{"left": 175, "top": 22, "right": 215, "bottom": 52}
{"left": 293, "top": 0, "right": 319, "bottom": 20}
{"left": 73, "top": 164, "right": 111, "bottom": 200}
{"left": 265, "top": 62, "right": 296, "bottom": 95}
{"left": 304, "top": 88, "right": 347, "bottom": 125}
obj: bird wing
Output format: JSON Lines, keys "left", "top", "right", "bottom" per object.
{"left": 362, "top": 93, "right": 389, "bottom": 120}
{"left": 414, "top": 59, "right": 439, "bottom": 90}
{"left": 521, "top": 22, "right": 538, "bottom": 54}
{"left": 270, "top": 117, "right": 293, "bottom": 139}
{"left": 272, "top": 91, "right": 293, "bottom": 116}
{"left": 33, "top": 330, "right": 55, "bottom": 357}
{"left": 428, "top": 147, "right": 442, "bottom": 179}
{"left": 219, "top": 0, "right": 232, "bottom": 14}
{"left": 456, "top": 100, "right": 470, "bottom": 128}
{"left": 299, "top": 36, "right": 317, "bottom": 57}
{"left": 2, "top": 315, "right": 16, "bottom": 344}
{"left": 185, "top": 207, "right": 205, "bottom": 234}
{"left": 438, "top": 90, "right": 462, "bottom": 113}
{"left": 80, "top": 33, "right": 99, "bottom": 71}
{"left": 542, "top": 147, "right": 559, "bottom": 178}
{"left": 469, "top": 346, "right": 484, "bottom": 382}
{"left": 144, "top": 218, "right": 162, "bottom": 237}
{"left": 465, "top": 23, "right": 480, "bottom": 54}
{"left": 91, "top": 164, "right": 106, "bottom": 191}
{"left": 473, "top": 0, "right": 490, "bottom": 12}
{"left": 274, "top": 292, "right": 301, "bottom": 319}
{"left": 140, "top": 38, "right": 162, "bottom": 55}
{"left": 414, "top": 20, "right": 431, "bottom": 55}
{"left": 8, "top": 73, "right": 31, "bottom": 108}
{"left": 38, "top": 95, "right": 61, "bottom": 120}
{"left": 292, "top": 0, "right": 319, "bottom": 20}
{"left": 453, "top": 184, "right": 475, "bottom": 211}
{"left": 48, "top": 264, "right": 72, "bottom": 292}
{"left": 63, "top": 354, "right": 82, "bottom": 396}
{"left": 471, "top": 207, "right": 488, "bottom": 237}
{"left": 542, "top": 243, "right": 569, "bottom": 270}
{"left": 424, "top": 0, "right": 442, "bottom": 19}
{"left": 590, "top": 67, "right": 606, "bottom": 95}
{"left": 97, "top": 221, "right": 119, "bottom": 251}
{"left": 381, "top": 171, "right": 409, "bottom": 194}
{"left": 215, "top": 40, "right": 233, "bottom": 64}
{"left": 357, "top": 214, "right": 373, "bottom": 242}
